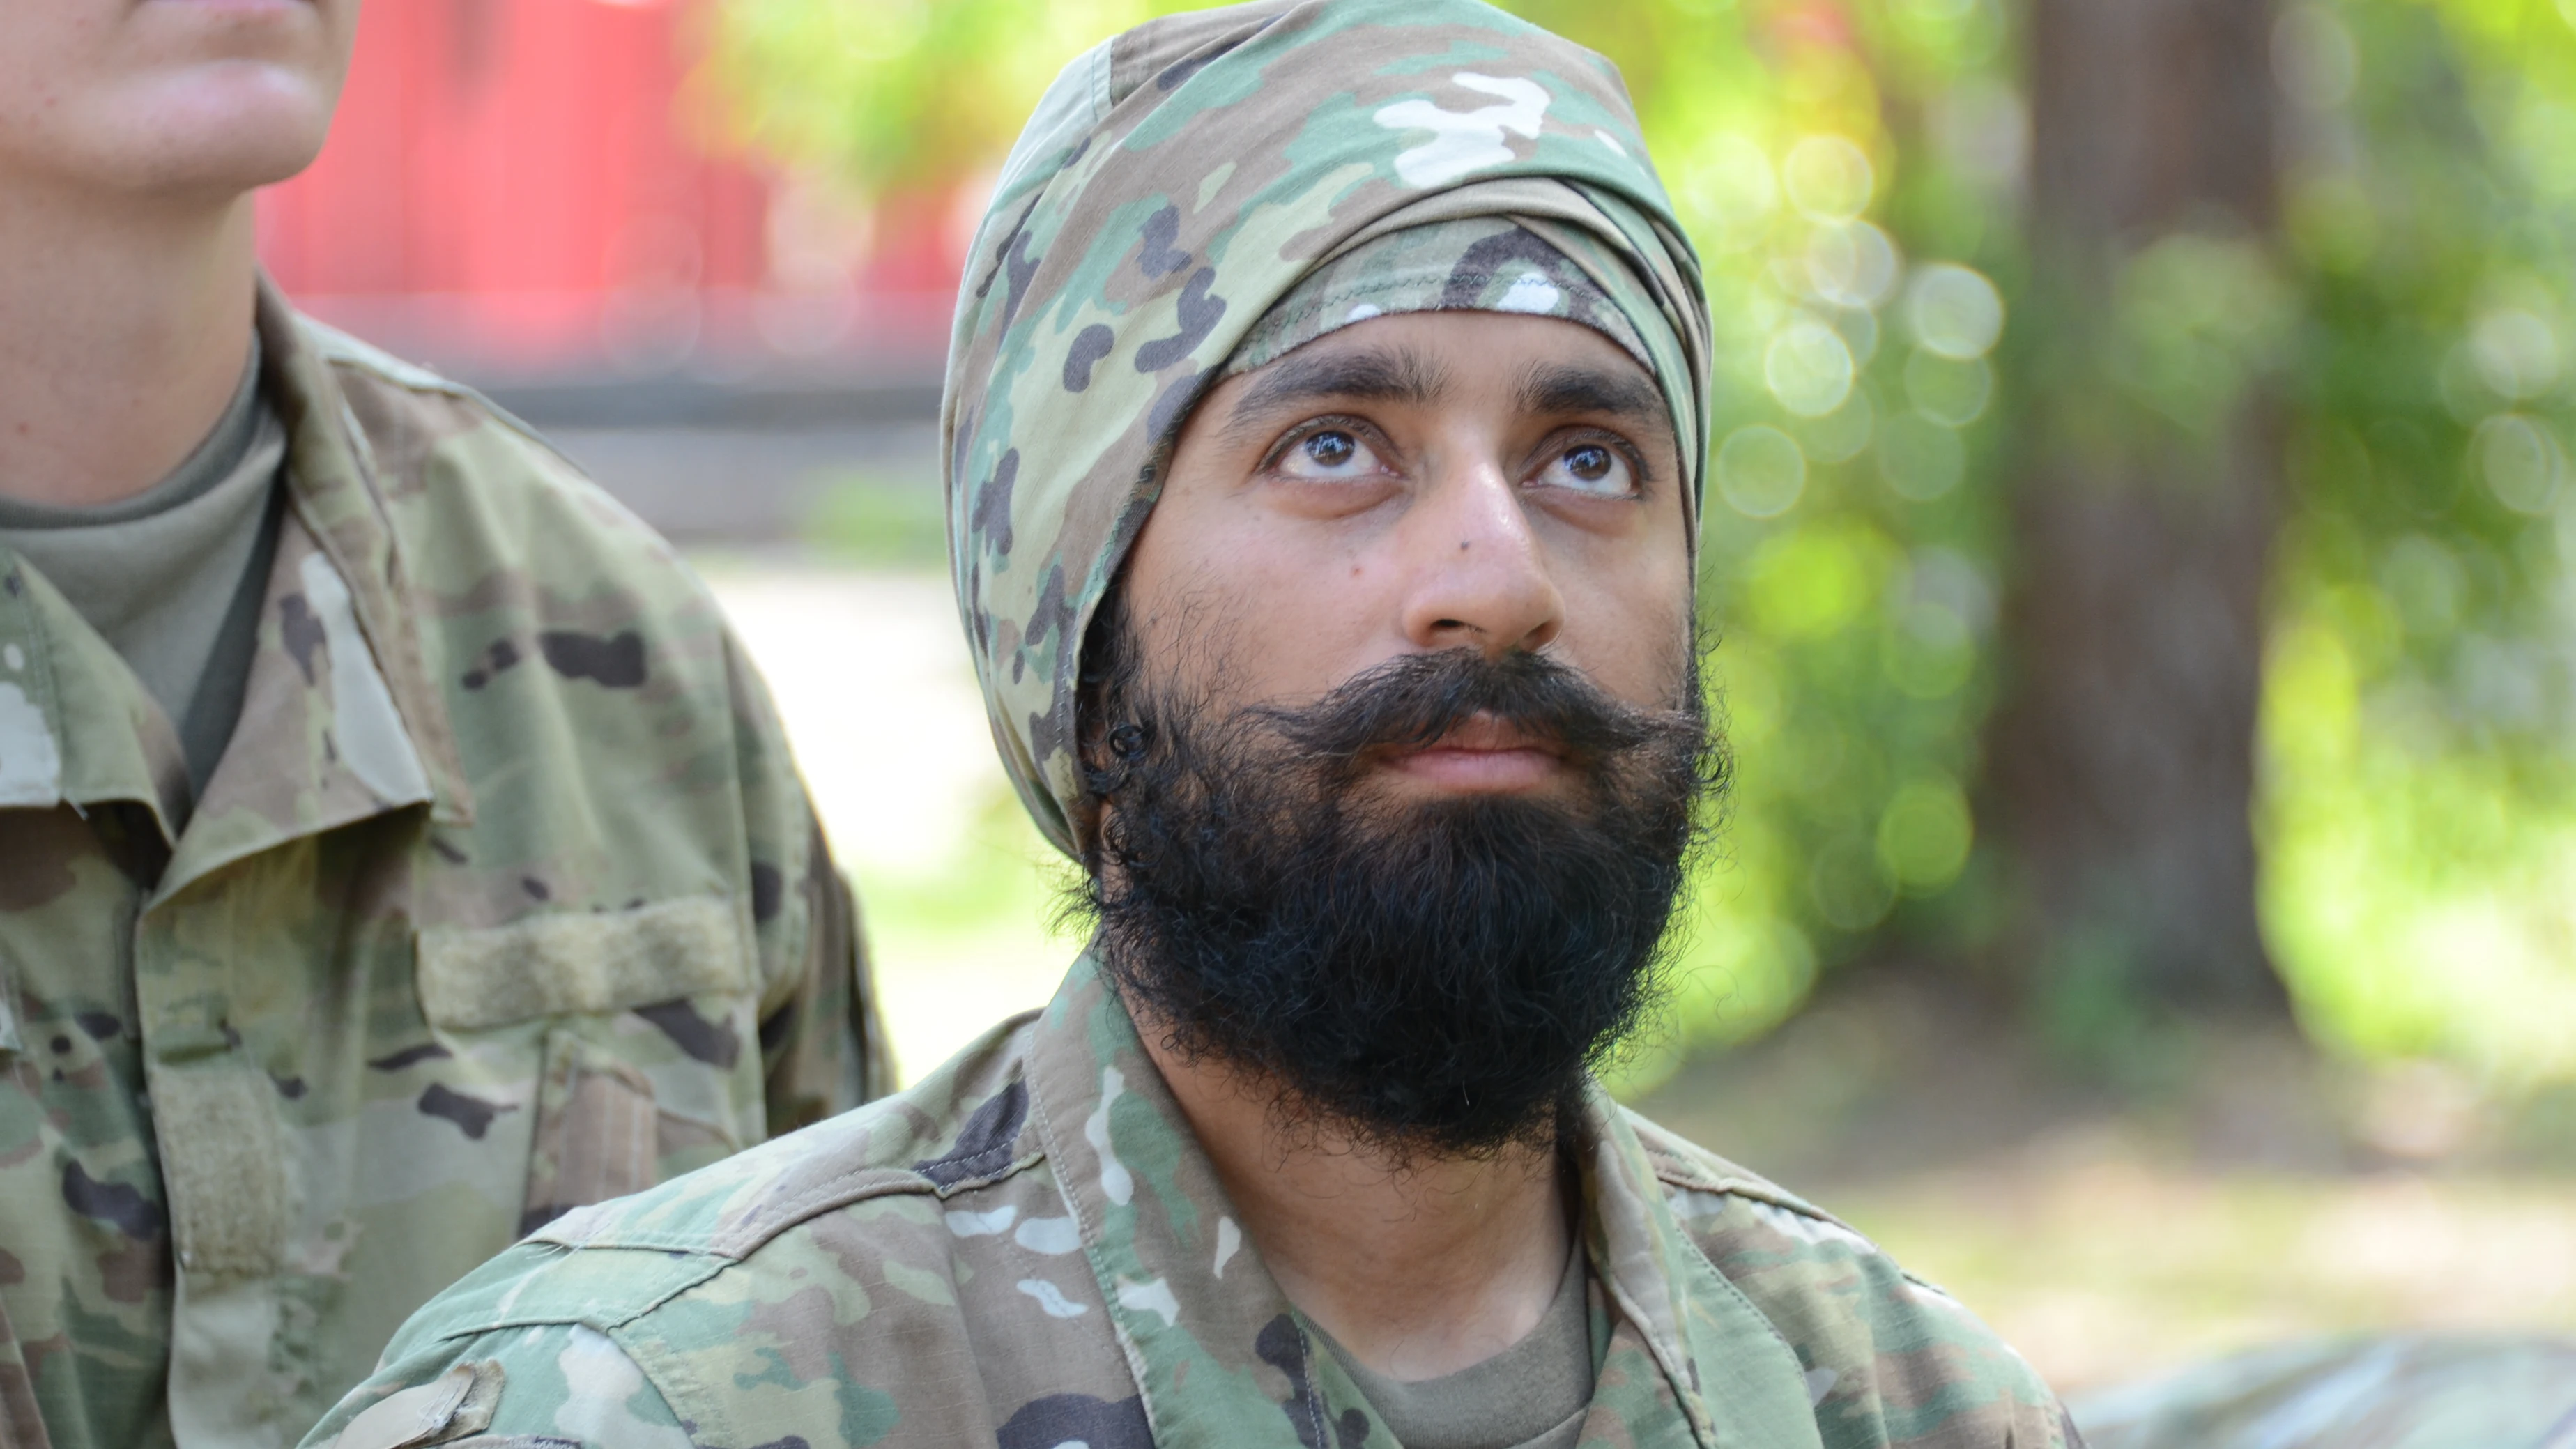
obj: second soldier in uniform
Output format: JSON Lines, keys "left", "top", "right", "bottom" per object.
{"left": 0, "top": 4, "right": 887, "bottom": 1446}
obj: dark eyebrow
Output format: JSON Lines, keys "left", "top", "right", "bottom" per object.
{"left": 1222, "top": 344, "right": 1450, "bottom": 446}
{"left": 1517, "top": 362, "right": 1671, "bottom": 438}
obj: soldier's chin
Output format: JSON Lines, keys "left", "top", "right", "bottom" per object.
{"left": 75, "top": 66, "right": 338, "bottom": 196}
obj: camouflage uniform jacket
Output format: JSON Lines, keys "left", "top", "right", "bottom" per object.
{"left": 0, "top": 282, "right": 891, "bottom": 1449}
{"left": 305, "top": 958, "right": 2076, "bottom": 1449}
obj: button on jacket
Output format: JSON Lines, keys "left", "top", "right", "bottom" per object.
{"left": 0, "top": 282, "right": 890, "bottom": 1449}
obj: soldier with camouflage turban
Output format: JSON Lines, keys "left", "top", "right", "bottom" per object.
{"left": 305, "top": 3, "right": 2076, "bottom": 1447}
{"left": 0, "top": 6, "right": 888, "bottom": 1448}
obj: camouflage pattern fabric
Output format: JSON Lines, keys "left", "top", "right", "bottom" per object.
{"left": 2073, "top": 1335, "right": 2576, "bottom": 1448}
{"left": 0, "top": 279, "right": 892, "bottom": 1449}
{"left": 941, "top": 0, "right": 1713, "bottom": 857}
{"left": 1223, "top": 215, "right": 1655, "bottom": 381}
{"left": 301, "top": 957, "right": 2076, "bottom": 1449}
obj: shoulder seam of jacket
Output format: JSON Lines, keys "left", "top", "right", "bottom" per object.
{"left": 302, "top": 316, "right": 590, "bottom": 473}
{"left": 706, "top": 1149, "right": 1052, "bottom": 1259}
{"left": 482, "top": 1151, "right": 1048, "bottom": 1334}
{"left": 415, "top": 1245, "right": 731, "bottom": 1344}
{"left": 1636, "top": 1139, "right": 1856, "bottom": 1227}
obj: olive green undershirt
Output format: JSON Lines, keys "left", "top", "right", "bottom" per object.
{"left": 0, "top": 339, "right": 285, "bottom": 804}
{"left": 1310, "top": 1227, "right": 1600, "bottom": 1449}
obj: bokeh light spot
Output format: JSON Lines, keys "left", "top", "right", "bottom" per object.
{"left": 2272, "top": 5, "right": 2358, "bottom": 111}
{"left": 1765, "top": 319, "right": 1857, "bottom": 416}
{"left": 2474, "top": 414, "right": 2564, "bottom": 514}
{"left": 2470, "top": 309, "right": 2561, "bottom": 400}
{"left": 1906, "top": 262, "right": 2006, "bottom": 358}
{"left": 1806, "top": 220, "right": 1901, "bottom": 308}
{"left": 1798, "top": 388, "right": 1877, "bottom": 464}
{"left": 1878, "top": 777, "right": 1975, "bottom": 892}
{"left": 1783, "top": 135, "right": 1876, "bottom": 220}
{"left": 1719, "top": 424, "right": 1809, "bottom": 517}
{"left": 1833, "top": 305, "right": 1881, "bottom": 368}
{"left": 1883, "top": 603, "right": 1977, "bottom": 698}
{"left": 1679, "top": 134, "right": 1779, "bottom": 254}
{"left": 1904, "top": 349, "right": 1994, "bottom": 425}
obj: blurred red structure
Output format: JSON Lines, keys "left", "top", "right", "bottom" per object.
{"left": 257, "top": 0, "right": 956, "bottom": 381}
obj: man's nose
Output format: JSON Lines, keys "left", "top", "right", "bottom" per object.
{"left": 1395, "top": 452, "right": 1564, "bottom": 658}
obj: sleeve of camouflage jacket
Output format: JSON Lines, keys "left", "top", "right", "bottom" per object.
{"left": 317, "top": 1321, "right": 691, "bottom": 1449}
{"left": 723, "top": 626, "right": 897, "bottom": 1129}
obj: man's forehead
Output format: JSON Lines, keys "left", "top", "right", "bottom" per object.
{"left": 1217, "top": 314, "right": 1673, "bottom": 440}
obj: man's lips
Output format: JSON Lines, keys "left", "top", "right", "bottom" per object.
{"left": 1379, "top": 714, "right": 1565, "bottom": 792}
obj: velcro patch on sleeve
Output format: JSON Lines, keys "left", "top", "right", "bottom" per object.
{"left": 415, "top": 896, "right": 749, "bottom": 1032}
{"left": 331, "top": 1358, "right": 504, "bottom": 1449}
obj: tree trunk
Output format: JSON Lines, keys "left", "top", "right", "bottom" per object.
{"left": 1988, "top": 0, "right": 2289, "bottom": 1013}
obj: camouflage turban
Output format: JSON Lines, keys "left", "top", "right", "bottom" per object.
{"left": 942, "top": 0, "right": 1712, "bottom": 857}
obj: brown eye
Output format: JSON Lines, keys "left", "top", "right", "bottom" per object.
{"left": 1305, "top": 431, "right": 1356, "bottom": 468}
{"left": 1536, "top": 440, "right": 1636, "bottom": 497}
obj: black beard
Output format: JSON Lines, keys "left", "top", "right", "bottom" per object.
{"left": 1071, "top": 607, "right": 1726, "bottom": 1162}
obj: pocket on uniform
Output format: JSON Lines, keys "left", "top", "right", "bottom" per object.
{"left": 411, "top": 896, "right": 758, "bottom": 1235}
{"left": 413, "top": 896, "right": 750, "bottom": 1032}
{"left": 520, "top": 1028, "right": 734, "bottom": 1236}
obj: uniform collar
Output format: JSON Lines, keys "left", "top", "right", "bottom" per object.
{"left": 0, "top": 282, "right": 468, "bottom": 873}
{"left": 0, "top": 557, "right": 189, "bottom": 827}
{"left": 256, "top": 276, "right": 473, "bottom": 827}
{"left": 1022, "top": 957, "right": 1823, "bottom": 1449}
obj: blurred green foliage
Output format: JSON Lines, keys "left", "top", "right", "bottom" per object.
{"left": 2260, "top": 0, "right": 2576, "bottom": 1089}
{"left": 699, "top": 0, "right": 2576, "bottom": 1091}
{"left": 799, "top": 469, "right": 951, "bottom": 567}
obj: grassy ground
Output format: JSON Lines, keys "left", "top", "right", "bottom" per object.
{"left": 1633, "top": 969, "right": 2576, "bottom": 1393}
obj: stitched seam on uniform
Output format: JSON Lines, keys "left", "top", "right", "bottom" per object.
{"left": 311, "top": 358, "right": 480, "bottom": 824}
{"left": 705, "top": 1164, "right": 985, "bottom": 1259}
{"left": 334, "top": 354, "right": 601, "bottom": 491}
{"left": 612, "top": 1321, "right": 728, "bottom": 1449}
{"left": 1592, "top": 1267, "right": 1716, "bottom": 1441}
{"left": 1300, "top": 1325, "right": 1333, "bottom": 1449}
{"left": 923, "top": 1147, "right": 1048, "bottom": 1201}
{"left": 1664, "top": 1213, "right": 1811, "bottom": 1371}
{"left": 429, "top": 1254, "right": 728, "bottom": 1340}
{"left": 1638, "top": 1138, "right": 1853, "bottom": 1229}
{"left": 415, "top": 897, "right": 749, "bottom": 1031}
{"left": 917, "top": 1137, "right": 1020, "bottom": 1187}
{"left": 1027, "top": 1073, "right": 1167, "bottom": 1447}
{"left": 1664, "top": 1176, "right": 1864, "bottom": 1237}
{"left": 314, "top": 323, "right": 621, "bottom": 497}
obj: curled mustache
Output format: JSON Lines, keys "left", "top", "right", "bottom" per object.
{"left": 1257, "top": 646, "right": 1687, "bottom": 778}
{"left": 1096, "top": 644, "right": 1712, "bottom": 804}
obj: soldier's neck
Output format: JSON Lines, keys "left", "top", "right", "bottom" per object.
{"left": 1138, "top": 1025, "right": 1573, "bottom": 1383}
{"left": 0, "top": 174, "right": 259, "bottom": 510}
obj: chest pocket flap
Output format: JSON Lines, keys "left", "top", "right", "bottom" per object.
{"left": 415, "top": 896, "right": 751, "bottom": 1032}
